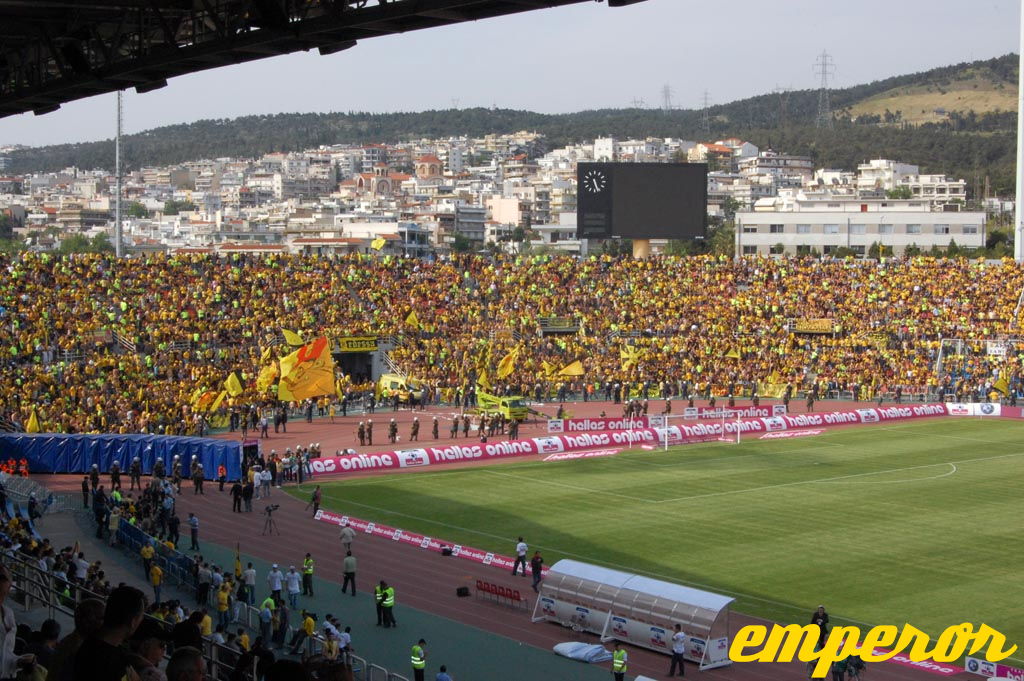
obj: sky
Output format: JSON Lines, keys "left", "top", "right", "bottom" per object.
{"left": 0, "top": 0, "right": 1019, "bottom": 147}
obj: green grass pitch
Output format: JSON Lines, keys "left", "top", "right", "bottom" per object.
{"left": 296, "top": 418, "right": 1024, "bottom": 659}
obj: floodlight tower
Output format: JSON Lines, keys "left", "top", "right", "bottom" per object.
{"left": 1015, "top": 3, "right": 1024, "bottom": 261}
{"left": 115, "top": 90, "right": 123, "bottom": 258}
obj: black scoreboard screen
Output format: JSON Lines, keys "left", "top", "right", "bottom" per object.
{"left": 577, "top": 162, "right": 707, "bottom": 240}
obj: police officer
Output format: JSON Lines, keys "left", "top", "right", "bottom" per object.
{"left": 410, "top": 639, "right": 427, "bottom": 681}
{"left": 366, "top": 420, "right": 373, "bottom": 446}
{"left": 357, "top": 422, "right": 366, "bottom": 447}
{"left": 374, "top": 581, "right": 385, "bottom": 626}
{"left": 89, "top": 464, "right": 100, "bottom": 492}
{"left": 431, "top": 416, "right": 439, "bottom": 440}
{"left": 612, "top": 641, "right": 628, "bottom": 681}
{"left": 172, "top": 455, "right": 183, "bottom": 492}
{"left": 388, "top": 419, "right": 398, "bottom": 444}
{"left": 192, "top": 457, "right": 205, "bottom": 495}
{"left": 129, "top": 456, "right": 142, "bottom": 490}
{"left": 302, "top": 552, "right": 314, "bottom": 597}
{"left": 410, "top": 418, "right": 419, "bottom": 442}
{"left": 153, "top": 456, "right": 165, "bottom": 480}
{"left": 109, "top": 461, "right": 121, "bottom": 491}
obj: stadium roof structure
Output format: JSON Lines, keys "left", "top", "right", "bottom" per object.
{"left": 0, "top": 0, "right": 647, "bottom": 119}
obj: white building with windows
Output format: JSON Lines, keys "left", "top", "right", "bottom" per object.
{"left": 735, "top": 192, "right": 985, "bottom": 257}
{"left": 855, "top": 159, "right": 966, "bottom": 207}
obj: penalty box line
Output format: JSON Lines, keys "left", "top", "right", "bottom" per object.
{"left": 651, "top": 450, "right": 1024, "bottom": 504}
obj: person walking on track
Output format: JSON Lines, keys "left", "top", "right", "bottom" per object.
{"left": 512, "top": 537, "right": 528, "bottom": 576}
{"left": 341, "top": 551, "right": 357, "bottom": 596}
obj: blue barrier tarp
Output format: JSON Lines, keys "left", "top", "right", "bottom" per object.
{"left": 0, "top": 434, "right": 241, "bottom": 480}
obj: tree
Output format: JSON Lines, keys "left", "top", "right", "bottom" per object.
{"left": 58, "top": 234, "right": 92, "bottom": 254}
{"left": 769, "top": 243, "right": 785, "bottom": 255}
{"left": 91, "top": 232, "right": 115, "bottom": 253}
{"left": 867, "top": 241, "right": 892, "bottom": 259}
{"left": 163, "top": 199, "right": 196, "bottom": 215}
{"left": 451, "top": 233, "right": 473, "bottom": 253}
{"left": 0, "top": 214, "right": 11, "bottom": 238}
{"left": 904, "top": 243, "right": 922, "bottom": 256}
{"left": 832, "top": 246, "right": 857, "bottom": 258}
{"left": 126, "top": 201, "right": 149, "bottom": 218}
{"left": 707, "top": 223, "right": 735, "bottom": 257}
{"left": 885, "top": 186, "right": 913, "bottom": 200}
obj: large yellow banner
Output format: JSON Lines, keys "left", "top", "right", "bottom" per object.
{"left": 335, "top": 336, "right": 378, "bottom": 353}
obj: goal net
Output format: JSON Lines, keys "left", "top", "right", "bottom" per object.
{"left": 648, "top": 410, "right": 743, "bottom": 451}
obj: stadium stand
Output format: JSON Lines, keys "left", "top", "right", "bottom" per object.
{"left": 0, "top": 252, "right": 1018, "bottom": 436}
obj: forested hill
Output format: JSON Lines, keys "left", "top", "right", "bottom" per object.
{"left": 6, "top": 54, "right": 1019, "bottom": 193}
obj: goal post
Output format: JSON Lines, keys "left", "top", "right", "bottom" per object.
{"left": 652, "top": 410, "right": 742, "bottom": 450}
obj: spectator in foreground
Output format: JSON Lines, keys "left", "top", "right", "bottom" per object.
{"left": 49, "top": 597, "right": 105, "bottom": 681}
{"left": 165, "top": 645, "right": 204, "bottom": 681}
{"left": 72, "top": 585, "right": 147, "bottom": 681}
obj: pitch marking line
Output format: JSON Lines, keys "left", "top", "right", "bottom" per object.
{"left": 651, "top": 451, "right": 1024, "bottom": 503}
{"left": 810, "top": 462, "right": 958, "bottom": 484}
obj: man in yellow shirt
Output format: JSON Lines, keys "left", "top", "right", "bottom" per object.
{"left": 200, "top": 609, "right": 213, "bottom": 636}
{"left": 140, "top": 543, "right": 154, "bottom": 581}
{"left": 150, "top": 563, "right": 163, "bottom": 604}
{"left": 289, "top": 610, "right": 315, "bottom": 656}
{"left": 216, "top": 583, "right": 231, "bottom": 631}
{"left": 237, "top": 628, "right": 250, "bottom": 651}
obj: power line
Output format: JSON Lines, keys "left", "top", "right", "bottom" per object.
{"left": 814, "top": 50, "right": 835, "bottom": 129}
{"left": 700, "top": 89, "right": 711, "bottom": 136}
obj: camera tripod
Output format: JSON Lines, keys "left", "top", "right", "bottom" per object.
{"left": 262, "top": 511, "right": 279, "bottom": 535}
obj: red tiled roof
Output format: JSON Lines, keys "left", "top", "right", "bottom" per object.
{"left": 217, "top": 243, "right": 286, "bottom": 251}
{"left": 417, "top": 155, "right": 442, "bottom": 164}
{"left": 291, "top": 237, "right": 361, "bottom": 244}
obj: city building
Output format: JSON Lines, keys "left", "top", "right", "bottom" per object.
{"left": 736, "top": 191, "right": 985, "bottom": 257}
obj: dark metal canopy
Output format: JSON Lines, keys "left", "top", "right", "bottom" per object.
{"left": 0, "top": 0, "right": 647, "bottom": 119}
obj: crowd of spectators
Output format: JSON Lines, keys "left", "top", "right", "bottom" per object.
{"left": 0, "top": 457, "right": 359, "bottom": 680}
{"left": 0, "top": 252, "right": 1020, "bottom": 434}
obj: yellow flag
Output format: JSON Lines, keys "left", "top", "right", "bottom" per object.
{"left": 620, "top": 346, "right": 644, "bottom": 371}
{"left": 209, "top": 390, "right": 228, "bottom": 413}
{"left": 496, "top": 347, "right": 519, "bottom": 379}
{"left": 277, "top": 336, "right": 336, "bottom": 400}
{"left": 189, "top": 387, "right": 204, "bottom": 405}
{"left": 256, "top": 363, "right": 279, "bottom": 393}
{"left": 260, "top": 346, "right": 272, "bottom": 364}
{"left": 25, "top": 409, "right": 40, "bottom": 434}
{"left": 558, "top": 360, "right": 585, "bottom": 377}
{"left": 405, "top": 310, "right": 421, "bottom": 328}
{"left": 477, "top": 368, "right": 491, "bottom": 390}
{"left": 724, "top": 347, "right": 741, "bottom": 359}
{"left": 283, "top": 329, "right": 304, "bottom": 347}
{"left": 224, "top": 372, "right": 244, "bottom": 397}
{"left": 993, "top": 377, "right": 1010, "bottom": 395}
{"left": 277, "top": 380, "right": 294, "bottom": 402}
{"left": 541, "top": 360, "right": 557, "bottom": 377}
{"left": 370, "top": 237, "right": 386, "bottom": 251}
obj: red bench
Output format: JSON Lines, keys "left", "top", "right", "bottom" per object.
{"left": 475, "top": 579, "right": 529, "bottom": 610}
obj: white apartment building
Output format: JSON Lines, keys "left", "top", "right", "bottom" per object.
{"left": 594, "top": 137, "right": 617, "bottom": 162}
{"left": 738, "top": 150, "right": 813, "bottom": 183}
{"left": 735, "top": 192, "right": 984, "bottom": 257}
{"left": 855, "top": 159, "right": 966, "bottom": 205}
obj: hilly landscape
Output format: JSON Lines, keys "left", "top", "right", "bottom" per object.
{"left": 6, "top": 53, "right": 1020, "bottom": 194}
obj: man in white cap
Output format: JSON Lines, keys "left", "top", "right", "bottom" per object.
{"left": 267, "top": 564, "right": 284, "bottom": 602}
{"left": 285, "top": 566, "right": 301, "bottom": 609}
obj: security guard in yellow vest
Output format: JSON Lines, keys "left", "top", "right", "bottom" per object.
{"left": 302, "top": 552, "right": 314, "bottom": 596}
{"left": 374, "top": 582, "right": 385, "bottom": 626}
{"left": 410, "top": 638, "right": 427, "bottom": 681}
{"left": 382, "top": 581, "right": 396, "bottom": 627}
{"left": 612, "top": 641, "right": 628, "bottom": 681}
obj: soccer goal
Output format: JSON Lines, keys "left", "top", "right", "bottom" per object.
{"left": 652, "top": 410, "right": 742, "bottom": 451}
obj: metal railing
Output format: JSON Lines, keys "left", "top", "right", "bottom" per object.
{"left": 0, "top": 548, "right": 256, "bottom": 681}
